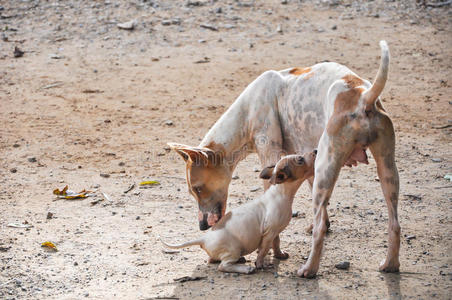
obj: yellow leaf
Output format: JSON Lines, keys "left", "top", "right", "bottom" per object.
{"left": 41, "top": 241, "right": 58, "bottom": 251}
{"left": 53, "top": 186, "right": 92, "bottom": 199}
{"left": 139, "top": 180, "right": 160, "bottom": 186}
{"left": 53, "top": 185, "right": 69, "bottom": 196}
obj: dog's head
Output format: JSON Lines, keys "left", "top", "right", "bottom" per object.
{"left": 168, "top": 142, "right": 232, "bottom": 231}
{"left": 259, "top": 150, "right": 317, "bottom": 184}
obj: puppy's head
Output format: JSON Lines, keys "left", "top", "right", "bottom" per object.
{"left": 259, "top": 150, "right": 316, "bottom": 185}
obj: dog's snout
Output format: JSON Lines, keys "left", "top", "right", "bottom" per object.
{"left": 199, "top": 219, "right": 210, "bottom": 231}
{"left": 313, "top": 149, "right": 318, "bottom": 155}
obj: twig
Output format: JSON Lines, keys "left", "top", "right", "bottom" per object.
{"left": 41, "top": 82, "right": 64, "bottom": 90}
{"left": 426, "top": 0, "right": 451, "bottom": 7}
{"left": 0, "top": 279, "right": 14, "bottom": 288}
{"left": 123, "top": 183, "right": 136, "bottom": 194}
{"left": 173, "top": 276, "right": 206, "bottom": 283}
{"left": 434, "top": 185, "right": 452, "bottom": 189}
{"left": 144, "top": 297, "right": 179, "bottom": 300}
{"left": 102, "top": 192, "right": 113, "bottom": 202}
{"left": 431, "top": 124, "right": 452, "bottom": 129}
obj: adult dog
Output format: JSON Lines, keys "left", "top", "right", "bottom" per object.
{"left": 169, "top": 41, "right": 400, "bottom": 278}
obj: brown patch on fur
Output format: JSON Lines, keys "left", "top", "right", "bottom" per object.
{"left": 204, "top": 141, "right": 226, "bottom": 155}
{"left": 342, "top": 74, "right": 364, "bottom": 88}
{"left": 211, "top": 211, "right": 232, "bottom": 231}
{"left": 326, "top": 88, "right": 363, "bottom": 135}
{"left": 289, "top": 67, "right": 312, "bottom": 76}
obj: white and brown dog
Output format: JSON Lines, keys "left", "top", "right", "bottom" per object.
{"left": 169, "top": 41, "right": 400, "bottom": 278}
{"left": 162, "top": 152, "right": 316, "bottom": 274}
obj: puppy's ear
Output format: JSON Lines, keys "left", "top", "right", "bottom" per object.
{"left": 259, "top": 166, "right": 275, "bottom": 180}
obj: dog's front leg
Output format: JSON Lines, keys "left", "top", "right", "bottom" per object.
{"left": 369, "top": 119, "right": 400, "bottom": 273}
{"left": 298, "top": 135, "right": 345, "bottom": 278}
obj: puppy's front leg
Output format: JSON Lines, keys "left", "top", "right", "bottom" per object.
{"left": 255, "top": 235, "right": 275, "bottom": 269}
{"left": 272, "top": 235, "right": 289, "bottom": 259}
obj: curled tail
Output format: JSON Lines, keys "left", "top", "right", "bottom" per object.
{"left": 364, "top": 40, "right": 390, "bottom": 108}
{"left": 160, "top": 237, "right": 204, "bottom": 249}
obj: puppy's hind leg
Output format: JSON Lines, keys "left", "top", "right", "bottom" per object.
{"left": 218, "top": 259, "right": 256, "bottom": 274}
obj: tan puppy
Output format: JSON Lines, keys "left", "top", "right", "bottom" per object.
{"left": 161, "top": 151, "right": 316, "bottom": 274}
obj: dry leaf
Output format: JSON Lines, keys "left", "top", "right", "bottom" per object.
{"left": 139, "top": 180, "right": 160, "bottom": 186}
{"left": 41, "top": 241, "right": 58, "bottom": 251}
{"left": 53, "top": 185, "right": 92, "bottom": 199}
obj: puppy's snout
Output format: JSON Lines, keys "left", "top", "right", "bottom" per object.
{"left": 313, "top": 149, "right": 318, "bottom": 155}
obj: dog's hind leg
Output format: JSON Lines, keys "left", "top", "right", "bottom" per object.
{"left": 369, "top": 116, "right": 400, "bottom": 273}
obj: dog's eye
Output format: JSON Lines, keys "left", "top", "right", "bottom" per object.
{"left": 296, "top": 156, "right": 305, "bottom": 164}
{"left": 193, "top": 186, "right": 202, "bottom": 195}
{"left": 277, "top": 173, "right": 285, "bottom": 180}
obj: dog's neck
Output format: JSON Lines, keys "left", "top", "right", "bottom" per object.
{"left": 199, "top": 96, "right": 253, "bottom": 171}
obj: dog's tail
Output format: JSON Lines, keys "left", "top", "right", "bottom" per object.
{"left": 364, "top": 40, "right": 390, "bottom": 108}
{"left": 160, "top": 236, "right": 204, "bottom": 249}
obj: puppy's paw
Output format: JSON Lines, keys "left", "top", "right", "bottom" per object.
{"left": 255, "top": 260, "right": 264, "bottom": 269}
{"left": 236, "top": 256, "right": 246, "bottom": 264}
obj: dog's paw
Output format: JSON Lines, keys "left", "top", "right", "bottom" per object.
{"left": 379, "top": 259, "right": 400, "bottom": 273}
{"left": 274, "top": 251, "right": 289, "bottom": 260}
{"left": 297, "top": 265, "right": 317, "bottom": 278}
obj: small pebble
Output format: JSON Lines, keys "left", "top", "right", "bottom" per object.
{"left": 28, "top": 157, "right": 37, "bottom": 163}
{"left": 46, "top": 212, "right": 53, "bottom": 220}
{"left": 406, "top": 235, "right": 416, "bottom": 241}
{"left": 431, "top": 158, "right": 442, "bottom": 163}
{"left": 165, "top": 120, "right": 174, "bottom": 126}
{"left": 335, "top": 261, "right": 350, "bottom": 270}
{"left": 100, "top": 173, "right": 110, "bottom": 178}
{"left": 10, "top": 168, "right": 17, "bottom": 173}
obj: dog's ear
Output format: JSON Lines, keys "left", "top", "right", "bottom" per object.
{"left": 168, "top": 143, "right": 215, "bottom": 164}
{"left": 259, "top": 166, "right": 275, "bottom": 180}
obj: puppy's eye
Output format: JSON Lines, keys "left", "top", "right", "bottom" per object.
{"left": 277, "top": 173, "right": 285, "bottom": 180}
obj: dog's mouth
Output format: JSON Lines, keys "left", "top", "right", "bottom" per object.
{"left": 198, "top": 203, "right": 223, "bottom": 231}
{"left": 344, "top": 146, "right": 369, "bottom": 167}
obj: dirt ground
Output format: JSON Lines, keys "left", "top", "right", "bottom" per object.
{"left": 1, "top": 0, "right": 451, "bottom": 299}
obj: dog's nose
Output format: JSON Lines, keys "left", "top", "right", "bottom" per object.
{"left": 313, "top": 149, "right": 318, "bottom": 155}
{"left": 199, "top": 219, "right": 210, "bottom": 231}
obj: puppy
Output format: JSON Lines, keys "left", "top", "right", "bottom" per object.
{"left": 161, "top": 151, "right": 316, "bottom": 274}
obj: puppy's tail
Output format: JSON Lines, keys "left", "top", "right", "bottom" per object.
{"left": 364, "top": 40, "right": 390, "bottom": 108}
{"left": 159, "top": 237, "right": 204, "bottom": 249}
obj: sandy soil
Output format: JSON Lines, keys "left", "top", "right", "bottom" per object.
{"left": 1, "top": 0, "right": 451, "bottom": 299}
